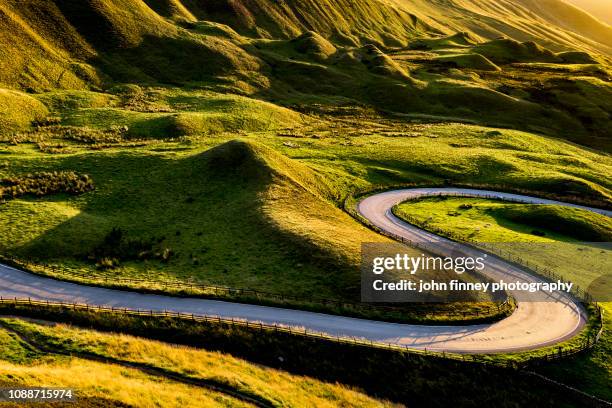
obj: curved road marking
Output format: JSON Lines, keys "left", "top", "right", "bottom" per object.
{"left": 0, "top": 188, "right": 606, "bottom": 353}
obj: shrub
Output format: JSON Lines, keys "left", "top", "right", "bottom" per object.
{"left": 0, "top": 171, "right": 94, "bottom": 199}
{"left": 91, "top": 227, "right": 173, "bottom": 265}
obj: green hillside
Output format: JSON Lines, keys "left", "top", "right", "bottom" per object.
{"left": 0, "top": 0, "right": 610, "bottom": 148}
{"left": 149, "top": 0, "right": 426, "bottom": 46}
{"left": 566, "top": 0, "right": 612, "bottom": 25}
{"left": 392, "top": 196, "right": 612, "bottom": 400}
{"left": 390, "top": 0, "right": 612, "bottom": 55}
{"left": 0, "top": 0, "right": 610, "bottom": 299}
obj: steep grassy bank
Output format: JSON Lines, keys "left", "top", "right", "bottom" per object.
{"left": 0, "top": 306, "right": 592, "bottom": 408}
{"left": 0, "top": 325, "right": 254, "bottom": 407}
{"left": 0, "top": 318, "right": 391, "bottom": 407}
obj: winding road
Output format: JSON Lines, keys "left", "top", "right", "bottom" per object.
{"left": 1, "top": 188, "right": 608, "bottom": 353}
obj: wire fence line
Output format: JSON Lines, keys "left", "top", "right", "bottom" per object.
{"left": 344, "top": 181, "right": 612, "bottom": 212}
{"left": 0, "top": 297, "right": 603, "bottom": 370}
{"left": 0, "top": 254, "right": 511, "bottom": 321}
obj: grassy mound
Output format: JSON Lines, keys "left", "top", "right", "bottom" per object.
{"left": 395, "top": 197, "right": 612, "bottom": 243}
{"left": 61, "top": 90, "right": 304, "bottom": 138}
{"left": 473, "top": 38, "right": 561, "bottom": 64}
{"left": 410, "top": 32, "right": 479, "bottom": 50}
{"left": 290, "top": 31, "right": 337, "bottom": 61}
{"left": 0, "top": 89, "right": 48, "bottom": 133}
{"left": 435, "top": 53, "right": 501, "bottom": 71}
{"left": 557, "top": 51, "right": 598, "bottom": 64}
{"left": 0, "top": 139, "right": 382, "bottom": 301}
{"left": 488, "top": 204, "right": 612, "bottom": 242}
{"left": 36, "top": 90, "right": 118, "bottom": 111}
{"left": 359, "top": 44, "right": 413, "bottom": 80}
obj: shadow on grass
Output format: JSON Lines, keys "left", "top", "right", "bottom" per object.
{"left": 13, "top": 141, "right": 361, "bottom": 301}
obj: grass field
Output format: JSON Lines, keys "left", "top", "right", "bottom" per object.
{"left": 0, "top": 326, "right": 253, "bottom": 407}
{"left": 2, "top": 113, "right": 611, "bottom": 289}
{"left": 1, "top": 98, "right": 611, "bottom": 311}
{"left": 0, "top": 305, "right": 596, "bottom": 408}
{"left": 0, "top": 318, "right": 393, "bottom": 407}
{"left": 393, "top": 196, "right": 612, "bottom": 400}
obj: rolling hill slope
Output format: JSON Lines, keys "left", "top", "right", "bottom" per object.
{"left": 0, "top": 0, "right": 260, "bottom": 90}
{"left": 152, "top": 0, "right": 427, "bottom": 46}
{"left": 388, "top": 0, "right": 612, "bottom": 55}
{"left": 565, "top": 0, "right": 612, "bottom": 25}
{"left": 1, "top": 0, "right": 609, "bottom": 92}
{"left": 142, "top": 0, "right": 612, "bottom": 54}
{"left": 0, "top": 0, "right": 609, "bottom": 146}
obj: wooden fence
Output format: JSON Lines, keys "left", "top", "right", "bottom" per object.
{"left": 0, "top": 254, "right": 511, "bottom": 321}
{"left": 0, "top": 296, "right": 603, "bottom": 369}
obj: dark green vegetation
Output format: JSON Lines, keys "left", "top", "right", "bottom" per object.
{"left": 0, "top": 303, "right": 598, "bottom": 408}
{"left": 0, "top": 171, "right": 94, "bottom": 200}
{"left": 393, "top": 196, "right": 612, "bottom": 400}
{"left": 488, "top": 204, "right": 612, "bottom": 242}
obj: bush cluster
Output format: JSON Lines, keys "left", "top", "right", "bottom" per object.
{"left": 4, "top": 125, "right": 129, "bottom": 147}
{"left": 92, "top": 227, "right": 173, "bottom": 268}
{"left": 0, "top": 171, "right": 94, "bottom": 199}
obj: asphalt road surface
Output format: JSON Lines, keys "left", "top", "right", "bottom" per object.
{"left": 1, "top": 188, "right": 606, "bottom": 353}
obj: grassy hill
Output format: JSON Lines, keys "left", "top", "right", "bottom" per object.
{"left": 0, "top": 1, "right": 610, "bottom": 403}
{"left": 149, "top": 0, "right": 426, "bottom": 46}
{"left": 390, "top": 0, "right": 612, "bottom": 55}
{"left": 566, "top": 0, "right": 612, "bottom": 25}
{"left": 0, "top": 0, "right": 610, "bottom": 148}
{"left": 1, "top": 109, "right": 611, "bottom": 298}
{"left": 146, "top": 0, "right": 612, "bottom": 54}
{"left": 0, "top": 138, "right": 385, "bottom": 301}
{"left": 0, "top": 0, "right": 259, "bottom": 90}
